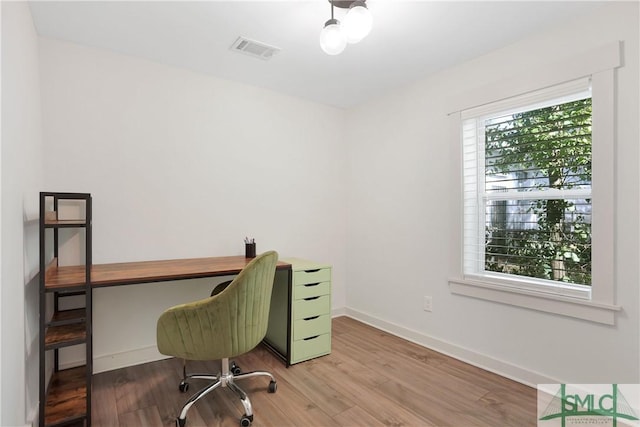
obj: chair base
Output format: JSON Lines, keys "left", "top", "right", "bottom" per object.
{"left": 176, "top": 357, "right": 276, "bottom": 427}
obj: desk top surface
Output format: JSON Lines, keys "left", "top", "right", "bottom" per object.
{"left": 45, "top": 255, "right": 291, "bottom": 290}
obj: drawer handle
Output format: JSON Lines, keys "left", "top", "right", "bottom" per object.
{"left": 303, "top": 315, "right": 320, "bottom": 321}
{"left": 303, "top": 335, "right": 320, "bottom": 341}
{"left": 304, "top": 296, "right": 320, "bottom": 301}
{"left": 304, "top": 283, "right": 320, "bottom": 287}
{"left": 304, "top": 269, "right": 321, "bottom": 273}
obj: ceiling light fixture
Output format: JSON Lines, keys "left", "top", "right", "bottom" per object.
{"left": 319, "top": 0, "right": 347, "bottom": 55}
{"left": 343, "top": 1, "right": 373, "bottom": 43}
{"left": 320, "top": 0, "right": 372, "bottom": 55}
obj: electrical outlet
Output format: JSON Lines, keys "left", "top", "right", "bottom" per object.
{"left": 423, "top": 296, "right": 432, "bottom": 312}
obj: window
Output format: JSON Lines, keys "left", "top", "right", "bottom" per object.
{"left": 447, "top": 48, "right": 622, "bottom": 324}
{"left": 462, "top": 79, "right": 593, "bottom": 299}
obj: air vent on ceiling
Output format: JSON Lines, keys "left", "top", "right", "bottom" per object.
{"left": 230, "top": 36, "right": 281, "bottom": 61}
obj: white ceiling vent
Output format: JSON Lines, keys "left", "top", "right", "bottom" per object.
{"left": 230, "top": 37, "right": 280, "bottom": 61}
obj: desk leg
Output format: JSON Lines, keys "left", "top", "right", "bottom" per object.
{"left": 263, "top": 267, "right": 292, "bottom": 366}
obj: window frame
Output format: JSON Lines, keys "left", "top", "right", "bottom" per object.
{"left": 448, "top": 42, "right": 621, "bottom": 325}
{"left": 462, "top": 79, "right": 594, "bottom": 300}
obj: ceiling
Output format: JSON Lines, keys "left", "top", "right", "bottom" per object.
{"left": 28, "top": 1, "right": 608, "bottom": 109}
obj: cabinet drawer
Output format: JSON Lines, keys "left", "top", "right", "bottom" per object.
{"left": 294, "top": 268, "right": 331, "bottom": 286}
{"left": 291, "top": 333, "right": 331, "bottom": 364}
{"left": 293, "top": 281, "right": 331, "bottom": 300}
{"left": 293, "top": 314, "right": 331, "bottom": 341}
{"left": 293, "top": 295, "right": 331, "bottom": 320}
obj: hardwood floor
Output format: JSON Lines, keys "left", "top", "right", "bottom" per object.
{"left": 91, "top": 317, "right": 537, "bottom": 427}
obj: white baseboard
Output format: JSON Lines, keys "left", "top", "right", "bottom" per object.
{"left": 60, "top": 345, "right": 171, "bottom": 374}
{"left": 342, "top": 307, "right": 557, "bottom": 388}
{"left": 332, "top": 307, "right": 347, "bottom": 317}
{"left": 25, "top": 405, "right": 38, "bottom": 427}
{"left": 93, "top": 345, "right": 172, "bottom": 373}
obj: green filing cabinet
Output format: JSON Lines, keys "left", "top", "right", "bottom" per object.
{"left": 286, "top": 258, "right": 332, "bottom": 364}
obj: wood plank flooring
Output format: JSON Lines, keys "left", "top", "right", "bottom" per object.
{"left": 91, "top": 317, "right": 537, "bottom": 427}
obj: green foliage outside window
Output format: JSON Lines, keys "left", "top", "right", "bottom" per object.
{"left": 484, "top": 98, "right": 592, "bottom": 285}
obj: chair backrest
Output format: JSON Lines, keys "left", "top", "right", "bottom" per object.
{"left": 157, "top": 251, "right": 279, "bottom": 361}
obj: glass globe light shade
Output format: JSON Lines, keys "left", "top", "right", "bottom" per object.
{"left": 343, "top": 2, "right": 373, "bottom": 44}
{"left": 319, "top": 19, "right": 347, "bottom": 55}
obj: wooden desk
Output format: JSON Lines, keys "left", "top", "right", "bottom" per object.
{"left": 45, "top": 255, "right": 293, "bottom": 365}
{"left": 45, "top": 255, "right": 291, "bottom": 288}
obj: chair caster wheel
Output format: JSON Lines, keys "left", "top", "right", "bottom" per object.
{"left": 231, "top": 362, "right": 241, "bottom": 375}
{"left": 268, "top": 380, "right": 277, "bottom": 393}
{"left": 176, "top": 417, "right": 186, "bottom": 427}
{"left": 179, "top": 381, "right": 189, "bottom": 393}
{"left": 240, "top": 414, "right": 253, "bottom": 426}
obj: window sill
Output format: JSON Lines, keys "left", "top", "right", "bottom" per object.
{"left": 449, "top": 277, "right": 621, "bottom": 325}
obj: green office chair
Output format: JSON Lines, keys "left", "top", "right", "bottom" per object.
{"left": 157, "top": 251, "right": 279, "bottom": 427}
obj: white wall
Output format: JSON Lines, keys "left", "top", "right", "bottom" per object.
{"left": 38, "top": 38, "right": 348, "bottom": 371}
{"left": 1, "top": 2, "right": 45, "bottom": 426}
{"left": 346, "top": 2, "right": 639, "bottom": 385}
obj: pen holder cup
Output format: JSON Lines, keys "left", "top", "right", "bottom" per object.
{"left": 245, "top": 243, "right": 256, "bottom": 258}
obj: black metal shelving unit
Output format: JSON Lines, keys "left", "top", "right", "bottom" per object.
{"left": 39, "top": 192, "right": 92, "bottom": 427}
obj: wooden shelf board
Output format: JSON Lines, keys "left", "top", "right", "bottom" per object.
{"left": 55, "top": 290, "right": 87, "bottom": 297}
{"left": 49, "top": 309, "right": 86, "bottom": 326}
{"left": 44, "top": 262, "right": 88, "bottom": 290}
{"left": 45, "top": 322, "right": 86, "bottom": 349}
{"left": 44, "top": 219, "right": 87, "bottom": 228}
{"left": 44, "top": 366, "right": 87, "bottom": 427}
